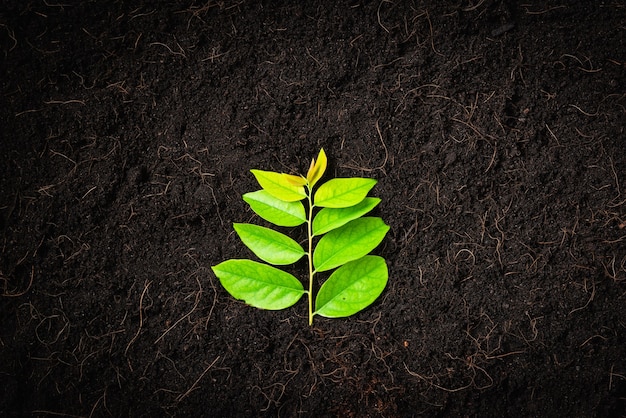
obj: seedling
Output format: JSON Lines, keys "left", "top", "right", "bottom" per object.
{"left": 212, "top": 149, "right": 389, "bottom": 325}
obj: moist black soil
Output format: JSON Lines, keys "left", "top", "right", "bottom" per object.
{"left": 1, "top": 1, "right": 625, "bottom": 417}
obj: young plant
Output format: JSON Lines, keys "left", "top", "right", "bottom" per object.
{"left": 212, "top": 149, "right": 389, "bottom": 325}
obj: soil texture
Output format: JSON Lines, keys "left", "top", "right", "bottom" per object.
{"left": 1, "top": 1, "right": 625, "bottom": 417}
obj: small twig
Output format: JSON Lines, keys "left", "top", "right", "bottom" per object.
{"left": 569, "top": 279, "right": 595, "bottom": 315}
{"left": 424, "top": 10, "right": 442, "bottom": 56}
{"left": 15, "top": 108, "right": 44, "bottom": 117}
{"left": 155, "top": 276, "right": 202, "bottom": 344}
{"left": 44, "top": 99, "right": 85, "bottom": 105}
{"left": 1, "top": 266, "right": 34, "bottom": 297}
{"left": 569, "top": 104, "right": 598, "bottom": 117}
{"left": 149, "top": 42, "right": 187, "bottom": 58}
{"left": 176, "top": 356, "right": 220, "bottom": 403}
{"left": 404, "top": 362, "right": 472, "bottom": 393}
{"left": 608, "top": 155, "right": 621, "bottom": 199}
{"left": 374, "top": 119, "right": 389, "bottom": 173}
{"left": 609, "top": 364, "right": 626, "bottom": 390}
{"left": 545, "top": 124, "right": 561, "bottom": 146}
{"left": 580, "top": 334, "right": 607, "bottom": 348}
{"left": 125, "top": 280, "right": 152, "bottom": 357}
{"left": 1, "top": 24, "right": 18, "bottom": 52}
{"left": 377, "top": 1, "right": 390, "bottom": 33}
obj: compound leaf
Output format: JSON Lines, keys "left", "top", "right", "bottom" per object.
{"left": 314, "top": 178, "right": 377, "bottom": 208}
{"left": 314, "top": 255, "right": 388, "bottom": 318}
{"left": 251, "top": 169, "right": 306, "bottom": 202}
{"left": 215, "top": 149, "right": 389, "bottom": 324}
{"left": 234, "top": 223, "right": 305, "bottom": 265}
{"left": 313, "top": 217, "right": 389, "bottom": 272}
{"left": 212, "top": 259, "right": 304, "bottom": 310}
{"left": 312, "top": 197, "right": 381, "bottom": 236}
{"left": 243, "top": 190, "right": 306, "bottom": 227}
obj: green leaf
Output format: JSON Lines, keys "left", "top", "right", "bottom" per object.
{"left": 243, "top": 190, "right": 306, "bottom": 227}
{"left": 314, "top": 178, "right": 377, "bottom": 208}
{"left": 251, "top": 169, "right": 307, "bottom": 202}
{"left": 313, "top": 217, "right": 389, "bottom": 272}
{"left": 314, "top": 256, "right": 388, "bottom": 318}
{"left": 212, "top": 259, "right": 304, "bottom": 310}
{"left": 234, "top": 223, "right": 305, "bottom": 265}
{"left": 312, "top": 197, "right": 381, "bottom": 236}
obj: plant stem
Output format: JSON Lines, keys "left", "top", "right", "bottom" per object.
{"left": 307, "top": 187, "right": 315, "bottom": 325}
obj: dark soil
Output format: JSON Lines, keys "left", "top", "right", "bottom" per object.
{"left": 1, "top": 1, "right": 625, "bottom": 416}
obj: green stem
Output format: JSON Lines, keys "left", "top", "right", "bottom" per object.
{"left": 307, "top": 188, "right": 315, "bottom": 325}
